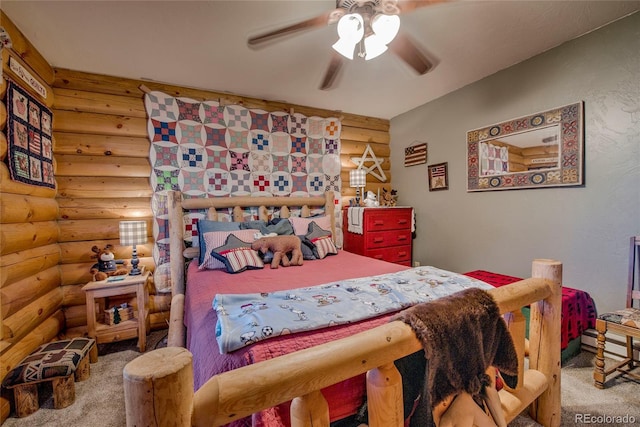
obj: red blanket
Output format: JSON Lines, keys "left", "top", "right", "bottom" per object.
{"left": 463, "top": 270, "right": 597, "bottom": 349}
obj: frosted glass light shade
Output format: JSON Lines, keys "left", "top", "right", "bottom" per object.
{"left": 364, "top": 34, "right": 388, "bottom": 60}
{"left": 333, "top": 13, "right": 364, "bottom": 59}
{"left": 372, "top": 14, "right": 400, "bottom": 44}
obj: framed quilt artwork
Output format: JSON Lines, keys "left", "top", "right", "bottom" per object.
{"left": 144, "top": 91, "right": 342, "bottom": 292}
{"left": 6, "top": 80, "right": 55, "bottom": 189}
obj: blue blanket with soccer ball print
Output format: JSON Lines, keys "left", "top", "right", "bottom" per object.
{"left": 213, "top": 266, "right": 492, "bottom": 353}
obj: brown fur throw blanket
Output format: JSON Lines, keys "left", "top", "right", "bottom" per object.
{"left": 391, "top": 287, "right": 518, "bottom": 427}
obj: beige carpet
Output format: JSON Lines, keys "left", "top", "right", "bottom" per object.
{"left": 2, "top": 334, "right": 639, "bottom": 427}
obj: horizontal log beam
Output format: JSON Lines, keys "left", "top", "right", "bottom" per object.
{"left": 53, "top": 88, "right": 148, "bottom": 118}
{"left": 56, "top": 176, "right": 152, "bottom": 199}
{"left": 0, "top": 193, "right": 58, "bottom": 223}
{"left": 0, "top": 266, "right": 60, "bottom": 320}
{"left": 58, "top": 197, "right": 152, "bottom": 220}
{"left": 54, "top": 154, "right": 151, "bottom": 177}
{"left": 2, "top": 288, "right": 63, "bottom": 342}
{"left": 53, "top": 110, "right": 147, "bottom": 137}
{"left": 0, "top": 221, "right": 59, "bottom": 255}
{"left": 0, "top": 243, "right": 61, "bottom": 288}
{"left": 54, "top": 132, "right": 150, "bottom": 158}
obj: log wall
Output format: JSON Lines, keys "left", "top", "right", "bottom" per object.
{"left": 0, "top": 10, "right": 58, "bottom": 422}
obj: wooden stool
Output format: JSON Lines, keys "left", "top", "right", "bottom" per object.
{"left": 1, "top": 338, "right": 97, "bottom": 418}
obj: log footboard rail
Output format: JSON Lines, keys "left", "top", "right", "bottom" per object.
{"left": 124, "top": 259, "right": 561, "bottom": 427}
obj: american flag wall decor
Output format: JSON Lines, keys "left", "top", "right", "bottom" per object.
{"left": 428, "top": 162, "right": 449, "bottom": 191}
{"left": 404, "top": 142, "right": 427, "bottom": 167}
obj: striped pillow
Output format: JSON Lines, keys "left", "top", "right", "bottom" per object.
{"left": 199, "top": 229, "right": 260, "bottom": 270}
{"left": 211, "top": 234, "right": 264, "bottom": 274}
{"left": 305, "top": 222, "right": 337, "bottom": 259}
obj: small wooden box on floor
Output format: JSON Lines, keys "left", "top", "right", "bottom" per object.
{"left": 343, "top": 207, "right": 413, "bottom": 266}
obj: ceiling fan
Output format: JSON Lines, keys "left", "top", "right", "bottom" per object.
{"left": 247, "top": 0, "right": 446, "bottom": 90}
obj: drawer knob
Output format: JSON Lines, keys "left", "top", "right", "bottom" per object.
{"left": 373, "top": 237, "right": 384, "bottom": 243}
{"left": 398, "top": 219, "right": 408, "bottom": 225}
{"left": 373, "top": 220, "right": 385, "bottom": 226}
{"left": 397, "top": 235, "right": 408, "bottom": 241}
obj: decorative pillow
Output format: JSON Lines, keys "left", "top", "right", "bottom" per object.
{"left": 241, "top": 218, "right": 294, "bottom": 236}
{"left": 199, "top": 229, "right": 260, "bottom": 270}
{"left": 211, "top": 234, "right": 264, "bottom": 274}
{"left": 289, "top": 215, "right": 332, "bottom": 236}
{"left": 196, "top": 220, "right": 241, "bottom": 265}
{"left": 305, "top": 222, "right": 338, "bottom": 259}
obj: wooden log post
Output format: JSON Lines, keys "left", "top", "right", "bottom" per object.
{"left": 290, "top": 390, "right": 330, "bottom": 427}
{"left": 528, "top": 259, "right": 562, "bottom": 427}
{"left": 123, "top": 347, "right": 194, "bottom": 427}
{"left": 167, "top": 294, "right": 185, "bottom": 347}
{"left": 167, "top": 191, "right": 185, "bottom": 296}
{"left": 366, "top": 362, "right": 404, "bottom": 427}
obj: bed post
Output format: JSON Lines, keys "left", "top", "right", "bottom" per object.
{"left": 168, "top": 190, "right": 185, "bottom": 296}
{"left": 167, "top": 190, "right": 187, "bottom": 347}
{"left": 324, "top": 191, "right": 336, "bottom": 242}
{"left": 123, "top": 347, "right": 194, "bottom": 426}
{"left": 528, "top": 259, "right": 562, "bottom": 427}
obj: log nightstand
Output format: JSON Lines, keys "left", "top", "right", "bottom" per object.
{"left": 82, "top": 270, "right": 150, "bottom": 352}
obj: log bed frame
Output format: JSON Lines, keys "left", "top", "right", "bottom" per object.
{"left": 123, "top": 191, "right": 561, "bottom": 427}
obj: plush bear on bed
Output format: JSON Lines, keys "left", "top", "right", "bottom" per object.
{"left": 251, "top": 235, "right": 304, "bottom": 269}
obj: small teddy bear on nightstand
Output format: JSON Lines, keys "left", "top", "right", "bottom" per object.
{"left": 89, "top": 244, "right": 128, "bottom": 281}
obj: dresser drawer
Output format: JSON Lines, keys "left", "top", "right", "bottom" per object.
{"left": 365, "top": 230, "right": 412, "bottom": 249}
{"left": 364, "top": 209, "right": 412, "bottom": 232}
{"left": 365, "top": 245, "right": 412, "bottom": 264}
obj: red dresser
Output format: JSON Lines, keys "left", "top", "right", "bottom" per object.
{"left": 342, "top": 207, "right": 413, "bottom": 266}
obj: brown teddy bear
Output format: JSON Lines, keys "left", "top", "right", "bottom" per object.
{"left": 251, "top": 235, "right": 304, "bottom": 269}
{"left": 90, "top": 244, "right": 129, "bottom": 281}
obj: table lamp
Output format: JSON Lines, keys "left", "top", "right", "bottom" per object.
{"left": 119, "top": 220, "right": 147, "bottom": 275}
{"left": 349, "top": 169, "right": 366, "bottom": 205}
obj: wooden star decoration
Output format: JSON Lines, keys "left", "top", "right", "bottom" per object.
{"left": 350, "top": 144, "right": 387, "bottom": 182}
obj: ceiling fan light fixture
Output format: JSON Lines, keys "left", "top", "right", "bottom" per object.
{"left": 332, "top": 13, "right": 364, "bottom": 59}
{"left": 364, "top": 34, "right": 388, "bottom": 60}
{"left": 371, "top": 13, "right": 400, "bottom": 44}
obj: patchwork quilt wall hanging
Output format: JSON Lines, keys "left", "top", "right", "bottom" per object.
{"left": 6, "top": 80, "right": 55, "bottom": 189}
{"left": 144, "top": 91, "right": 342, "bottom": 292}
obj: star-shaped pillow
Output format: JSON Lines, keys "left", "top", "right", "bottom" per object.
{"left": 305, "top": 222, "right": 338, "bottom": 259}
{"left": 211, "top": 234, "right": 264, "bottom": 273}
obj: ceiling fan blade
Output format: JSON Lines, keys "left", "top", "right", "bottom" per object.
{"left": 319, "top": 53, "right": 345, "bottom": 91}
{"left": 388, "top": 32, "right": 435, "bottom": 75}
{"left": 248, "top": 11, "right": 334, "bottom": 48}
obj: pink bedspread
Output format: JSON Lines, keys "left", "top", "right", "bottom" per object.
{"left": 184, "top": 250, "right": 408, "bottom": 426}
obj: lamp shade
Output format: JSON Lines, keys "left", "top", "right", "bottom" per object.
{"left": 332, "top": 13, "right": 364, "bottom": 59}
{"left": 349, "top": 169, "right": 367, "bottom": 188}
{"left": 119, "top": 221, "right": 147, "bottom": 246}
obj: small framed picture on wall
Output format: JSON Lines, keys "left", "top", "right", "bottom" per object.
{"left": 428, "top": 162, "right": 449, "bottom": 191}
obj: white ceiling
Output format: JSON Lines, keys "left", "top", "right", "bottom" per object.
{"left": 3, "top": 0, "right": 639, "bottom": 120}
